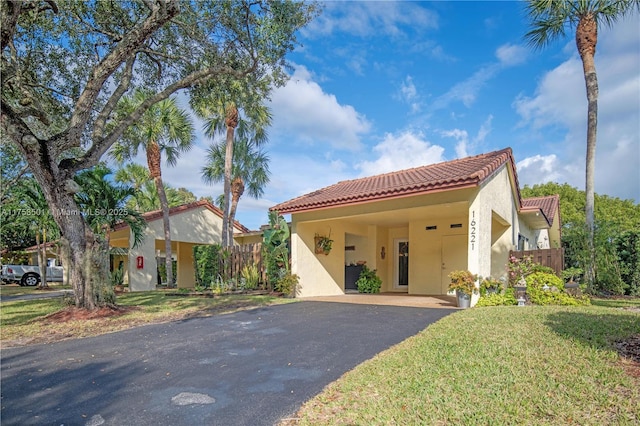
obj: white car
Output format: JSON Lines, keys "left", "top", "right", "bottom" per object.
{"left": 1, "top": 264, "right": 64, "bottom": 286}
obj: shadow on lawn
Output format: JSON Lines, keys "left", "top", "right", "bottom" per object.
{"left": 544, "top": 309, "right": 640, "bottom": 352}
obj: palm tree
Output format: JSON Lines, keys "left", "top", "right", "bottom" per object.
{"left": 115, "top": 164, "right": 198, "bottom": 212}
{"left": 111, "top": 89, "right": 194, "bottom": 287}
{"left": 74, "top": 164, "right": 147, "bottom": 249}
{"left": 524, "top": 0, "right": 639, "bottom": 290}
{"left": 202, "top": 137, "right": 271, "bottom": 243}
{"left": 192, "top": 78, "right": 271, "bottom": 247}
{"left": 74, "top": 164, "right": 147, "bottom": 305}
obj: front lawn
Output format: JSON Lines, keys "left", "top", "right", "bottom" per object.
{"left": 287, "top": 301, "right": 640, "bottom": 425}
{"left": 0, "top": 291, "right": 292, "bottom": 347}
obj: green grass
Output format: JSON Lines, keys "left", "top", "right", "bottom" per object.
{"left": 0, "top": 290, "right": 293, "bottom": 345}
{"left": 0, "top": 283, "right": 71, "bottom": 297}
{"left": 290, "top": 302, "right": 640, "bottom": 426}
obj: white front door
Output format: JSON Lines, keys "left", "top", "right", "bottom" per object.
{"left": 394, "top": 239, "right": 409, "bottom": 290}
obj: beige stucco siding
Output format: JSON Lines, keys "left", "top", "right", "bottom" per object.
{"left": 468, "top": 165, "right": 520, "bottom": 284}
{"left": 128, "top": 205, "right": 226, "bottom": 291}
{"left": 407, "top": 215, "right": 468, "bottom": 295}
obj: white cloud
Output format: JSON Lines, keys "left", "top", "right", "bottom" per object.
{"left": 439, "top": 115, "right": 493, "bottom": 159}
{"left": 513, "top": 16, "right": 640, "bottom": 201}
{"left": 430, "top": 43, "right": 528, "bottom": 112}
{"left": 496, "top": 43, "right": 528, "bottom": 66}
{"left": 397, "top": 75, "right": 421, "bottom": 113}
{"left": 516, "top": 154, "right": 573, "bottom": 187}
{"left": 304, "top": 2, "right": 438, "bottom": 38}
{"left": 268, "top": 65, "right": 372, "bottom": 150}
{"left": 356, "top": 132, "right": 445, "bottom": 177}
{"left": 431, "top": 63, "right": 501, "bottom": 110}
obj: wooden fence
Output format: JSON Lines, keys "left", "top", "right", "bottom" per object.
{"left": 223, "top": 243, "right": 267, "bottom": 286}
{"left": 509, "top": 248, "right": 565, "bottom": 277}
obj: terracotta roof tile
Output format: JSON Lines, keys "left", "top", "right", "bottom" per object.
{"left": 521, "top": 194, "right": 560, "bottom": 226}
{"left": 271, "top": 148, "right": 517, "bottom": 214}
{"left": 115, "top": 200, "right": 249, "bottom": 233}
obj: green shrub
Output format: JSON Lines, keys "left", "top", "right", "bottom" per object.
{"left": 526, "top": 272, "right": 564, "bottom": 291}
{"left": 193, "top": 244, "right": 223, "bottom": 288}
{"left": 356, "top": 265, "right": 382, "bottom": 294}
{"left": 476, "top": 288, "right": 517, "bottom": 306}
{"left": 241, "top": 263, "right": 260, "bottom": 290}
{"left": 525, "top": 272, "right": 590, "bottom": 306}
{"left": 528, "top": 287, "right": 591, "bottom": 306}
{"left": 110, "top": 265, "right": 125, "bottom": 287}
{"left": 275, "top": 273, "right": 299, "bottom": 296}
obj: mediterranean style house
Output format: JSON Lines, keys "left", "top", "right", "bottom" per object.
{"left": 270, "top": 148, "right": 561, "bottom": 305}
{"left": 111, "top": 200, "right": 249, "bottom": 291}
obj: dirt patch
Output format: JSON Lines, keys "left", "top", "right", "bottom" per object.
{"left": 44, "top": 305, "right": 139, "bottom": 322}
{"left": 615, "top": 334, "right": 640, "bottom": 379}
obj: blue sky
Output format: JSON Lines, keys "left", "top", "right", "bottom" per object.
{"left": 156, "top": 1, "right": 639, "bottom": 231}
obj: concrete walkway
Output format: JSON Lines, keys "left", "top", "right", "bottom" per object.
{"left": 305, "top": 292, "right": 457, "bottom": 308}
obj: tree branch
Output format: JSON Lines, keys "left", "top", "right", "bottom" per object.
{"left": 0, "top": 102, "right": 43, "bottom": 150}
{"left": 73, "top": 62, "right": 255, "bottom": 173}
{"left": 92, "top": 57, "right": 135, "bottom": 141}
{"left": 66, "top": 0, "right": 180, "bottom": 146}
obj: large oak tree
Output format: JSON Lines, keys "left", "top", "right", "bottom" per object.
{"left": 1, "top": 0, "right": 317, "bottom": 309}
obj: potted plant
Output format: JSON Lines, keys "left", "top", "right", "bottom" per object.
{"left": 356, "top": 265, "right": 382, "bottom": 293}
{"left": 480, "top": 277, "right": 503, "bottom": 297}
{"left": 314, "top": 232, "right": 333, "bottom": 255}
{"left": 448, "top": 270, "right": 479, "bottom": 308}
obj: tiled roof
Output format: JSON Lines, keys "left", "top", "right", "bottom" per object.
{"left": 521, "top": 194, "right": 560, "bottom": 227}
{"left": 271, "top": 148, "right": 518, "bottom": 214}
{"left": 115, "top": 200, "right": 249, "bottom": 233}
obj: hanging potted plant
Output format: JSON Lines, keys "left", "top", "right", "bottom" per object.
{"left": 314, "top": 232, "right": 333, "bottom": 255}
{"left": 448, "top": 270, "right": 479, "bottom": 308}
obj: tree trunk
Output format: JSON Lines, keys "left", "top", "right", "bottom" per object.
{"left": 147, "top": 140, "right": 173, "bottom": 287}
{"left": 228, "top": 177, "right": 244, "bottom": 245}
{"left": 49, "top": 189, "right": 97, "bottom": 309}
{"left": 36, "top": 230, "right": 48, "bottom": 288}
{"left": 576, "top": 14, "right": 598, "bottom": 291}
{"left": 222, "top": 104, "right": 238, "bottom": 248}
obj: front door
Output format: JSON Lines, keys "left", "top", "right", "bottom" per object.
{"left": 441, "top": 234, "right": 467, "bottom": 293}
{"left": 394, "top": 239, "right": 409, "bottom": 290}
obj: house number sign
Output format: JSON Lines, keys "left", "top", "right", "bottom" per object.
{"left": 470, "top": 211, "right": 477, "bottom": 250}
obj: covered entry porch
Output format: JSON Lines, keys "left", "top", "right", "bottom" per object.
{"left": 290, "top": 188, "right": 512, "bottom": 298}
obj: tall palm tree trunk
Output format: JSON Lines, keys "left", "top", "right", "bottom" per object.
{"left": 222, "top": 105, "right": 238, "bottom": 248}
{"left": 147, "top": 140, "right": 174, "bottom": 287}
{"left": 228, "top": 177, "right": 245, "bottom": 245}
{"left": 576, "top": 14, "right": 598, "bottom": 290}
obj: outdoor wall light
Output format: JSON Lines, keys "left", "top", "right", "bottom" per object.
{"left": 515, "top": 277, "right": 527, "bottom": 307}
{"left": 380, "top": 246, "right": 386, "bottom": 259}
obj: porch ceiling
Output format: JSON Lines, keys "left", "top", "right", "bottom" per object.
{"left": 340, "top": 201, "right": 469, "bottom": 227}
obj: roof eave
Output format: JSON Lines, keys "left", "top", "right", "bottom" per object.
{"left": 272, "top": 180, "right": 480, "bottom": 215}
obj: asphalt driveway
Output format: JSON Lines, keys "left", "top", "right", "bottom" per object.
{"left": 0, "top": 301, "right": 455, "bottom": 426}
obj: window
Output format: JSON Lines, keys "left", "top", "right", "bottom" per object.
{"left": 517, "top": 234, "right": 528, "bottom": 251}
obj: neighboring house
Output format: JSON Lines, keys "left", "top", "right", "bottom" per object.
{"left": 111, "top": 200, "right": 249, "bottom": 291}
{"left": 270, "top": 147, "right": 561, "bottom": 305}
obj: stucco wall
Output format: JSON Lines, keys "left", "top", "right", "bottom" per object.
{"left": 407, "top": 215, "right": 468, "bottom": 295}
{"left": 128, "top": 206, "right": 225, "bottom": 291}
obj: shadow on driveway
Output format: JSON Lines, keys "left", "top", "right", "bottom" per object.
{"left": 1, "top": 301, "right": 455, "bottom": 426}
